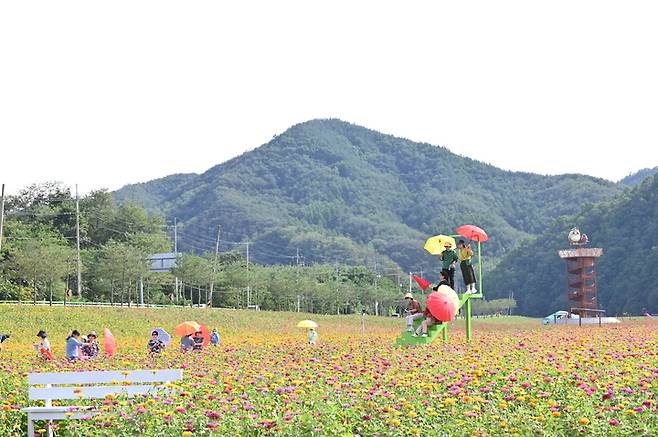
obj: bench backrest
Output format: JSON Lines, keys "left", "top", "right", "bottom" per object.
{"left": 28, "top": 369, "right": 183, "bottom": 401}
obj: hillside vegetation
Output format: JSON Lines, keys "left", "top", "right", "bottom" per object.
{"left": 115, "top": 119, "right": 622, "bottom": 275}
{"left": 487, "top": 174, "right": 658, "bottom": 316}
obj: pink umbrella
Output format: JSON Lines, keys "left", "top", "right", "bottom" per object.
{"left": 103, "top": 328, "right": 117, "bottom": 357}
{"left": 455, "top": 224, "right": 489, "bottom": 242}
{"left": 426, "top": 291, "right": 458, "bottom": 322}
{"left": 199, "top": 324, "right": 211, "bottom": 347}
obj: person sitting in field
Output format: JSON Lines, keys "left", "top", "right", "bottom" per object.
{"left": 210, "top": 328, "right": 220, "bottom": 347}
{"left": 0, "top": 333, "right": 9, "bottom": 352}
{"left": 413, "top": 306, "right": 442, "bottom": 338}
{"left": 180, "top": 334, "right": 194, "bottom": 353}
{"left": 192, "top": 331, "right": 204, "bottom": 351}
{"left": 148, "top": 330, "right": 165, "bottom": 354}
{"left": 434, "top": 270, "right": 450, "bottom": 290}
{"left": 307, "top": 328, "right": 318, "bottom": 345}
{"left": 34, "top": 330, "right": 52, "bottom": 360}
{"left": 411, "top": 273, "right": 448, "bottom": 338}
{"left": 404, "top": 293, "right": 423, "bottom": 332}
{"left": 66, "top": 330, "right": 84, "bottom": 360}
{"left": 81, "top": 331, "right": 100, "bottom": 359}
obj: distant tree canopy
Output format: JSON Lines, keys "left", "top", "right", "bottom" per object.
{"left": 0, "top": 182, "right": 416, "bottom": 313}
{"left": 618, "top": 166, "right": 658, "bottom": 187}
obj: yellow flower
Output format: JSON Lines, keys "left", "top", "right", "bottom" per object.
{"left": 551, "top": 411, "right": 561, "bottom": 417}
{"left": 182, "top": 432, "right": 193, "bottom": 436}
{"left": 578, "top": 418, "right": 590, "bottom": 425}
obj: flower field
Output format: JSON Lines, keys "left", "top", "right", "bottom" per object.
{"left": 0, "top": 306, "right": 657, "bottom": 436}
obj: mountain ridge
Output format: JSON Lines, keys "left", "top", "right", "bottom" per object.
{"left": 114, "top": 119, "right": 623, "bottom": 276}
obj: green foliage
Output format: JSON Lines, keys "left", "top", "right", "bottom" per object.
{"left": 488, "top": 174, "right": 658, "bottom": 316}
{"left": 618, "top": 166, "right": 658, "bottom": 186}
{"left": 114, "top": 119, "right": 622, "bottom": 274}
{"left": 1, "top": 183, "right": 170, "bottom": 305}
{"left": 471, "top": 298, "right": 517, "bottom": 316}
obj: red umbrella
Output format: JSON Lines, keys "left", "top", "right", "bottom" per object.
{"left": 412, "top": 274, "right": 431, "bottom": 291}
{"left": 199, "top": 324, "right": 211, "bottom": 347}
{"left": 426, "top": 291, "right": 458, "bottom": 322}
{"left": 455, "top": 225, "right": 489, "bottom": 242}
{"left": 103, "top": 328, "right": 117, "bottom": 357}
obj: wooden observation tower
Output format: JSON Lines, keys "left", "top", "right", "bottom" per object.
{"left": 558, "top": 228, "right": 603, "bottom": 317}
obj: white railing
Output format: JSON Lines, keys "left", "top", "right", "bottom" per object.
{"left": 0, "top": 300, "right": 178, "bottom": 308}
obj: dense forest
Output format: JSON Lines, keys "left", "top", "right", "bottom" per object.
{"left": 619, "top": 166, "right": 658, "bottom": 186}
{"left": 487, "top": 174, "right": 658, "bottom": 316}
{"left": 0, "top": 183, "right": 455, "bottom": 315}
{"left": 115, "top": 119, "right": 622, "bottom": 275}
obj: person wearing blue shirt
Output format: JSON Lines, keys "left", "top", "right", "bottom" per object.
{"left": 66, "top": 330, "right": 83, "bottom": 360}
{"left": 210, "top": 328, "right": 220, "bottom": 346}
{"left": 180, "top": 334, "right": 194, "bottom": 353}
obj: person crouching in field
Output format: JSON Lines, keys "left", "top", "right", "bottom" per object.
{"left": 148, "top": 331, "right": 165, "bottom": 355}
{"left": 404, "top": 293, "right": 423, "bottom": 332}
{"left": 210, "top": 328, "right": 220, "bottom": 347}
{"left": 81, "top": 331, "right": 100, "bottom": 359}
{"left": 66, "top": 330, "right": 84, "bottom": 360}
{"left": 308, "top": 328, "right": 318, "bottom": 345}
{"left": 34, "top": 331, "right": 52, "bottom": 360}
{"left": 0, "top": 333, "right": 9, "bottom": 352}
{"left": 192, "top": 331, "right": 204, "bottom": 351}
{"left": 180, "top": 334, "right": 194, "bottom": 353}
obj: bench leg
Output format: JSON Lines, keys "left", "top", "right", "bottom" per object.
{"left": 47, "top": 421, "right": 54, "bottom": 437}
{"left": 27, "top": 415, "right": 34, "bottom": 437}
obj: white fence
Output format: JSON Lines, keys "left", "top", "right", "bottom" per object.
{"left": 0, "top": 300, "right": 187, "bottom": 308}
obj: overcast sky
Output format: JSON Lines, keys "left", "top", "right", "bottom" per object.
{"left": 1, "top": 1, "right": 657, "bottom": 195}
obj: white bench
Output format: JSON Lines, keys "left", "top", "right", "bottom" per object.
{"left": 23, "top": 369, "right": 183, "bottom": 436}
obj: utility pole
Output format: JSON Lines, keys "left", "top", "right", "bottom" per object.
{"left": 335, "top": 259, "right": 339, "bottom": 315}
{"left": 138, "top": 274, "right": 144, "bottom": 306}
{"left": 0, "top": 184, "right": 5, "bottom": 254}
{"left": 173, "top": 217, "right": 178, "bottom": 253}
{"left": 373, "top": 258, "right": 379, "bottom": 316}
{"left": 209, "top": 225, "right": 220, "bottom": 306}
{"left": 296, "top": 248, "right": 300, "bottom": 312}
{"left": 246, "top": 242, "right": 250, "bottom": 307}
{"left": 174, "top": 218, "right": 179, "bottom": 301}
{"left": 75, "top": 184, "right": 82, "bottom": 299}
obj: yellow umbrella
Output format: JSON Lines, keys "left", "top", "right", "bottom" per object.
{"left": 424, "top": 235, "right": 456, "bottom": 255}
{"left": 296, "top": 320, "right": 318, "bottom": 329}
{"left": 173, "top": 321, "right": 202, "bottom": 337}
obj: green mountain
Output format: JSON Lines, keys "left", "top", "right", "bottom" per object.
{"left": 619, "top": 167, "right": 658, "bottom": 186}
{"left": 114, "top": 119, "right": 622, "bottom": 276}
{"left": 487, "top": 174, "right": 658, "bottom": 316}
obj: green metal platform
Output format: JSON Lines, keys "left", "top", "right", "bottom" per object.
{"left": 395, "top": 292, "right": 483, "bottom": 346}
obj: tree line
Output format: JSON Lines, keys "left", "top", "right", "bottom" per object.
{"left": 0, "top": 183, "right": 414, "bottom": 315}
